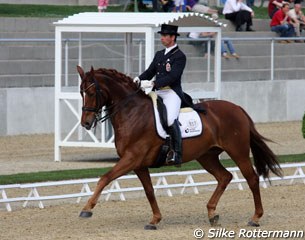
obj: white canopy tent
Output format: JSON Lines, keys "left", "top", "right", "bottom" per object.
{"left": 53, "top": 12, "right": 224, "bottom": 161}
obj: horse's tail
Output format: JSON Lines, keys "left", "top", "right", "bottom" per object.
{"left": 241, "top": 108, "right": 283, "bottom": 179}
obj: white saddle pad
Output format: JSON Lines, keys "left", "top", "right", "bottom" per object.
{"left": 148, "top": 92, "right": 203, "bottom": 139}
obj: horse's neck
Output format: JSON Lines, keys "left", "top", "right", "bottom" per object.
{"left": 98, "top": 72, "right": 151, "bottom": 124}
{"left": 110, "top": 95, "right": 152, "bottom": 129}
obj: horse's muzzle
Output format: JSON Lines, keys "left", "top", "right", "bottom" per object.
{"left": 82, "top": 121, "right": 92, "bottom": 130}
{"left": 81, "top": 117, "right": 95, "bottom": 130}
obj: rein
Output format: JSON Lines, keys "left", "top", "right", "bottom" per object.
{"left": 81, "top": 77, "right": 141, "bottom": 125}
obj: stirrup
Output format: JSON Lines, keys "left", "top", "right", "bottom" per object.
{"left": 165, "top": 150, "right": 175, "bottom": 165}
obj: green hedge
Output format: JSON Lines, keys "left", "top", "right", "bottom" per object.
{"left": 303, "top": 112, "right": 305, "bottom": 139}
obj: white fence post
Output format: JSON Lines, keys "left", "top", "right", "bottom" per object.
{"left": 0, "top": 189, "right": 12, "bottom": 212}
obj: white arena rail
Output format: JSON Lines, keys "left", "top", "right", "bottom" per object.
{"left": 1, "top": 163, "right": 304, "bottom": 212}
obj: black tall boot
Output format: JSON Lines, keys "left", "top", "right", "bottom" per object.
{"left": 166, "top": 119, "right": 182, "bottom": 165}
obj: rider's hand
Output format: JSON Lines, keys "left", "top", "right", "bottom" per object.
{"left": 133, "top": 77, "right": 140, "bottom": 85}
{"left": 141, "top": 80, "right": 154, "bottom": 88}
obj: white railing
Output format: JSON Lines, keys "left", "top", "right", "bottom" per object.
{"left": 2, "top": 36, "right": 305, "bottom": 83}
{"left": 187, "top": 36, "right": 305, "bottom": 81}
{"left": 1, "top": 162, "right": 304, "bottom": 212}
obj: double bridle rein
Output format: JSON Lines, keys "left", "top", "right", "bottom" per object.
{"left": 80, "top": 77, "right": 141, "bottom": 125}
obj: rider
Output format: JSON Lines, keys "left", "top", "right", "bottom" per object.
{"left": 133, "top": 24, "right": 186, "bottom": 165}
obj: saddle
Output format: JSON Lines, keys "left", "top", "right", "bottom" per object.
{"left": 148, "top": 92, "right": 204, "bottom": 168}
{"left": 148, "top": 92, "right": 203, "bottom": 139}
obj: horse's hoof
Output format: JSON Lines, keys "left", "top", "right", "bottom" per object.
{"left": 79, "top": 211, "right": 93, "bottom": 218}
{"left": 209, "top": 215, "right": 220, "bottom": 226}
{"left": 247, "top": 220, "right": 260, "bottom": 227}
{"left": 144, "top": 224, "right": 157, "bottom": 230}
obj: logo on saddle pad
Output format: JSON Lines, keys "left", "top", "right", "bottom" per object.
{"left": 148, "top": 92, "right": 203, "bottom": 139}
{"left": 184, "top": 118, "right": 199, "bottom": 134}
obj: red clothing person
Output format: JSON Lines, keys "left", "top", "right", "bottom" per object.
{"left": 98, "top": 0, "right": 109, "bottom": 12}
{"left": 268, "top": 0, "right": 283, "bottom": 18}
{"left": 270, "top": 6, "right": 290, "bottom": 27}
{"left": 270, "top": 3, "right": 295, "bottom": 39}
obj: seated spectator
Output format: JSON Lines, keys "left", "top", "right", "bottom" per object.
{"left": 160, "top": 0, "right": 175, "bottom": 12}
{"left": 98, "top": 0, "right": 109, "bottom": 12}
{"left": 152, "top": 0, "right": 159, "bottom": 11}
{"left": 270, "top": 2, "right": 295, "bottom": 43}
{"left": 223, "top": 0, "right": 255, "bottom": 31}
{"left": 222, "top": 40, "right": 240, "bottom": 58}
{"left": 174, "top": 0, "right": 186, "bottom": 12}
{"left": 288, "top": 3, "right": 305, "bottom": 41}
{"left": 268, "top": 0, "right": 293, "bottom": 19}
{"left": 186, "top": 0, "right": 219, "bottom": 19}
{"left": 188, "top": 32, "right": 240, "bottom": 59}
{"left": 268, "top": 0, "right": 284, "bottom": 19}
{"left": 246, "top": 0, "right": 255, "bottom": 7}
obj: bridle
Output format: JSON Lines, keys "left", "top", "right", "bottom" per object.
{"left": 80, "top": 77, "right": 105, "bottom": 124}
{"left": 80, "top": 76, "right": 142, "bottom": 126}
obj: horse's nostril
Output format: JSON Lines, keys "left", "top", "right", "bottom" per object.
{"left": 84, "top": 121, "right": 93, "bottom": 130}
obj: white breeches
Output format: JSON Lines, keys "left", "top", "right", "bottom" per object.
{"left": 156, "top": 89, "right": 181, "bottom": 126}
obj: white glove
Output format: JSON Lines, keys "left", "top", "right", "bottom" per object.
{"left": 133, "top": 77, "right": 140, "bottom": 85}
{"left": 141, "top": 80, "right": 154, "bottom": 88}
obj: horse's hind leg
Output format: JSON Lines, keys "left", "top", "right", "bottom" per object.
{"left": 134, "top": 168, "right": 162, "bottom": 230}
{"left": 197, "top": 153, "right": 233, "bottom": 226}
{"left": 227, "top": 150, "right": 263, "bottom": 226}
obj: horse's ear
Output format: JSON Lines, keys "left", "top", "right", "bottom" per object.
{"left": 77, "top": 65, "right": 85, "bottom": 79}
{"left": 90, "top": 66, "right": 95, "bottom": 74}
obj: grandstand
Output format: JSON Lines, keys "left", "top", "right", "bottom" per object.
{"left": 1, "top": 17, "right": 305, "bottom": 87}
{"left": 0, "top": 9, "right": 305, "bottom": 136}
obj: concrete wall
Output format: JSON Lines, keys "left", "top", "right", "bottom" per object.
{"left": 221, "top": 80, "right": 305, "bottom": 122}
{"left": 0, "top": 87, "right": 54, "bottom": 136}
{"left": 1, "top": 80, "right": 305, "bottom": 136}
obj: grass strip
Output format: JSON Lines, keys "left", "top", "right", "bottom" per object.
{"left": 0, "top": 4, "right": 123, "bottom": 17}
{"left": 0, "top": 153, "right": 304, "bottom": 185}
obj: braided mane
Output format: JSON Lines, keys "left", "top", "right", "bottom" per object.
{"left": 93, "top": 67, "right": 147, "bottom": 97}
{"left": 95, "top": 68, "right": 133, "bottom": 85}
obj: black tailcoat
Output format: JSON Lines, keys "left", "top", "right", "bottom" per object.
{"left": 138, "top": 46, "right": 186, "bottom": 101}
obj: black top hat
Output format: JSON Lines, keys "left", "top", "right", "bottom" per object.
{"left": 157, "top": 24, "right": 180, "bottom": 36}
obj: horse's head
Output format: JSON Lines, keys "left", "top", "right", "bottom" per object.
{"left": 77, "top": 66, "right": 108, "bottom": 130}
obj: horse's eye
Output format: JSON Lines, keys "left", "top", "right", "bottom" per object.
{"left": 86, "top": 92, "right": 95, "bottom": 98}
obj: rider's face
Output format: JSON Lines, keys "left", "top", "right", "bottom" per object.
{"left": 160, "top": 34, "right": 176, "bottom": 48}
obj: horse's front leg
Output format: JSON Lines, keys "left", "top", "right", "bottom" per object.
{"left": 80, "top": 157, "right": 137, "bottom": 218}
{"left": 134, "top": 167, "right": 162, "bottom": 230}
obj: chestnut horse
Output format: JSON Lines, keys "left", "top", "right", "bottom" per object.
{"left": 77, "top": 66, "right": 282, "bottom": 229}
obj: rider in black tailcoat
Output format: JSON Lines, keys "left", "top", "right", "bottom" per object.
{"left": 134, "top": 24, "right": 189, "bottom": 166}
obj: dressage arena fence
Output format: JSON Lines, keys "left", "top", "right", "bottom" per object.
{"left": 1, "top": 163, "right": 305, "bottom": 212}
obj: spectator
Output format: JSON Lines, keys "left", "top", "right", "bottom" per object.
{"left": 223, "top": 0, "right": 255, "bottom": 31}
{"left": 268, "top": 0, "right": 284, "bottom": 19}
{"left": 268, "top": 0, "right": 293, "bottom": 19}
{"left": 188, "top": 32, "right": 240, "bottom": 59}
{"left": 152, "top": 0, "right": 159, "bottom": 11}
{"left": 288, "top": 3, "right": 305, "bottom": 41}
{"left": 246, "top": 0, "right": 255, "bottom": 7}
{"left": 174, "top": 0, "right": 186, "bottom": 12}
{"left": 160, "top": 0, "right": 175, "bottom": 12}
{"left": 186, "top": 0, "right": 219, "bottom": 19}
{"left": 98, "top": 0, "right": 109, "bottom": 12}
{"left": 222, "top": 39, "right": 240, "bottom": 58}
{"left": 270, "top": 2, "right": 295, "bottom": 43}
